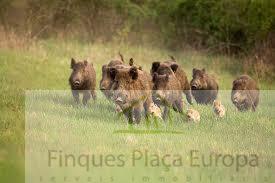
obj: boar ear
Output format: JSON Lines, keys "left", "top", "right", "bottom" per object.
{"left": 109, "top": 68, "right": 117, "bottom": 80}
{"left": 152, "top": 72, "right": 158, "bottom": 82}
{"left": 118, "top": 52, "right": 124, "bottom": 62}
{"left": 129, "top": 67, "right": 138, "bottom": 80}
{"left": 151, "top": 62, "right": 160, "bottom": 73}
{"left": 129, "top": 58, "right": 134, "bottom": 66}
{"left": 202, "top": 68, "right": 206, "bottom": 73}
{"left": 84, "top": 60, "right": 88, "bottom": 66}
{"left": 71, "top": 58, "right": 76, "bottom": 69}
{"left": 192, "top": 68, "right": 197, "bottom": 75}
{"left": 170, "top": 64, "right": 178, "bottom": 73}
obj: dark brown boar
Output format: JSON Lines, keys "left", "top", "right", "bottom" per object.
{"left": 110, "top": 66, "right": 153, "bottom": 124}
{"left": 190, "top": 68, "right": 219, "bottom": 104}
{"left": 231, "top": 75, "right": 259, "bottom": 111}
{"left": 151, "top": 58, "right": 192, "bottom": 104}
{"left": 69, "top": 58, "right": 96, "bottom": 105}
{"left": 100, "top": 56, "right": 142, "bottom": 98}
{"left": 100, "top": 60, "right": 125, "bottom": 98}
{"left": 152, "top": 72, "right": 183, "bottom": 120}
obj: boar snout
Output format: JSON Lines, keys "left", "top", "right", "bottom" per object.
{"left": 232, "top": 91, "right": 246, "bottom": 104}
{"left": 232, "top": 95, "right": 239, "bottom": 104}
{"left": 100, "top": 82, "right": 108, "bottom": 90}
{"left": 73, "top": 80, "right": 81, "bottom": 87}
{"left": 100, "top": 86, "right": 106, "bottom": 91}
{"left": 191, "top": 81, "right": 200, "bottom": 90}
{"left": 71, "top": 71, "right": 84, "bottom": 87}
{"left": 113, "top": 91, "right": 129, "bottom": 105}
{"left": 191, "top": 85, "right": 197, "bottom": 90}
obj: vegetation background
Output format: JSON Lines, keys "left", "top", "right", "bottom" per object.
{"left": 0, "top": 1, "right": 274, "bottom": 60}
{"left": 0, "top": 0, "right": 274, "bottom": 182}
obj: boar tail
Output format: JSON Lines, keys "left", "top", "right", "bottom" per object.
{"left": 118, "top": 52, "right": 124, "bottom": 62}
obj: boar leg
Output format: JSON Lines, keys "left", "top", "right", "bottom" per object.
{"left": 72, "top": 90, "right": 80, "bottom": 104}
{"left": 143, "top": 97, "right": 152, "bottom": 119}
{"left": 184, "top": 90, "right": 193, "bottom": 105}
{"left": 252, "top": 99, "right": 259, "bottom": 112}
{"left": 91, "top": 90, "right": 97, "bottom": 101}
{"left": 252, "top": 105, "right": 256, "bottom": 112}
{"left": 209, "top": 90, "right": 218, "bottom": 104}
{"left": 250, "top": 92, "right": 259, "bottom": 112}
{"left": 124, "top": 108, "right": 134, "bottom": 124}
{"left": 247, "top": 102, "right": 253, "bottom": 112}
{"left": 162, "top": 106, "right": 170, "bottom": 121}
{"left": 174, "top": 100, "right": 183, "bottom": 113}
{"left": 172, "top": 103, "right": 179, "bottom": 112}
{"left": 133, "top": 107, "right": 142, "bottom": 124}
{"left": 83, "top": 91, "right": 91, "bottom": 105}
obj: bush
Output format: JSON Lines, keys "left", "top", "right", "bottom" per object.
{"left": 150, "top": 0, "right": 275, "bottom": 52}
{"left": 0, "top": 0, "right": 274, "bottom": 54}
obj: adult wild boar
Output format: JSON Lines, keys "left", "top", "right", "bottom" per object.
{"left": 100, "top": 61, "right": 125, "bottom": 99}
{"left": 152, "top": 71, "right": 183, "bottom": 120}
{"left": 231, "top": 75, "right": 259, "bottom": 111}
{"left": 190, "top": 68, "right": 218, "bottom": 104}
{"left": 100, "top": 55, "right": 141, "bottom": 99}
{"left": 151, "top": 58, "right": 192, "bottom": 104}
{"left": 69, "top": 58, "right": 96, "bottom": 105}
{"left": 110, "top": 66, "right": 153, "bottom": 124}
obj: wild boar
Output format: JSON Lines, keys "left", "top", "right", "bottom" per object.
{"left": 100, "top": 55, "right": 142, "bottom": 98}
{"left": 190, "top": 68, "right": 219, "bottom": 104}
{"left": 152, "top": 71, "right": 183, "bottom": 120}
{"left": 186, "top": 109, "right": 200, "bottom": 123}
{"left": 148, "top": 103, "right": 162, "bottom": 119}
{"left": 100, "top": 63, "right": 126, "bottom": 99}
{"left": 213, "top": 100, "right": 226, "bottom": 118}
{"left": 110, "top": 66, "right": 153, "bottom": 124}
{"left": 69, "top": 58, "right": 96, "bottom": 105}
{"left": 151, "top": 58, "right": 192, "bottom": 104}
{"left": 231, "top": 75, "right": 259, "bottom": 111}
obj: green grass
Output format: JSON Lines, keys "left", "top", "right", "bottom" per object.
{"left": 24, "top": 91, "right": 274, "bottom": 183}
{"left": 0, "top": 39, "right": 275, "bottom": 183}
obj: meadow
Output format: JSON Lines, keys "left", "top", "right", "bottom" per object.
{"left": 0, "top": 39, "right": 275, "bottom": 182}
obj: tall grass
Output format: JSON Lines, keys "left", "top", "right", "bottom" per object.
{"left": 0, "top": 34, "right": 275, "bottom": 182}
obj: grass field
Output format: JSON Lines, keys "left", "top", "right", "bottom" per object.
{"left": 0, "top": 39, "right": 275, "bottom": 182}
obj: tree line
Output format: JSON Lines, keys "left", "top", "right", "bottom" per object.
{"left": 0, "top": 0, "right": 274, "bottom": 55}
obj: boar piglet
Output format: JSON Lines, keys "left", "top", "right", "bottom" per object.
{"left": 69, "top": 58, "right": 96, "bottom": 105}
{"left": 190, "top": 68, "right": 218, "bottom": 104}
{"left": 110, "top": 66, "right": 153, "bottom": 124}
